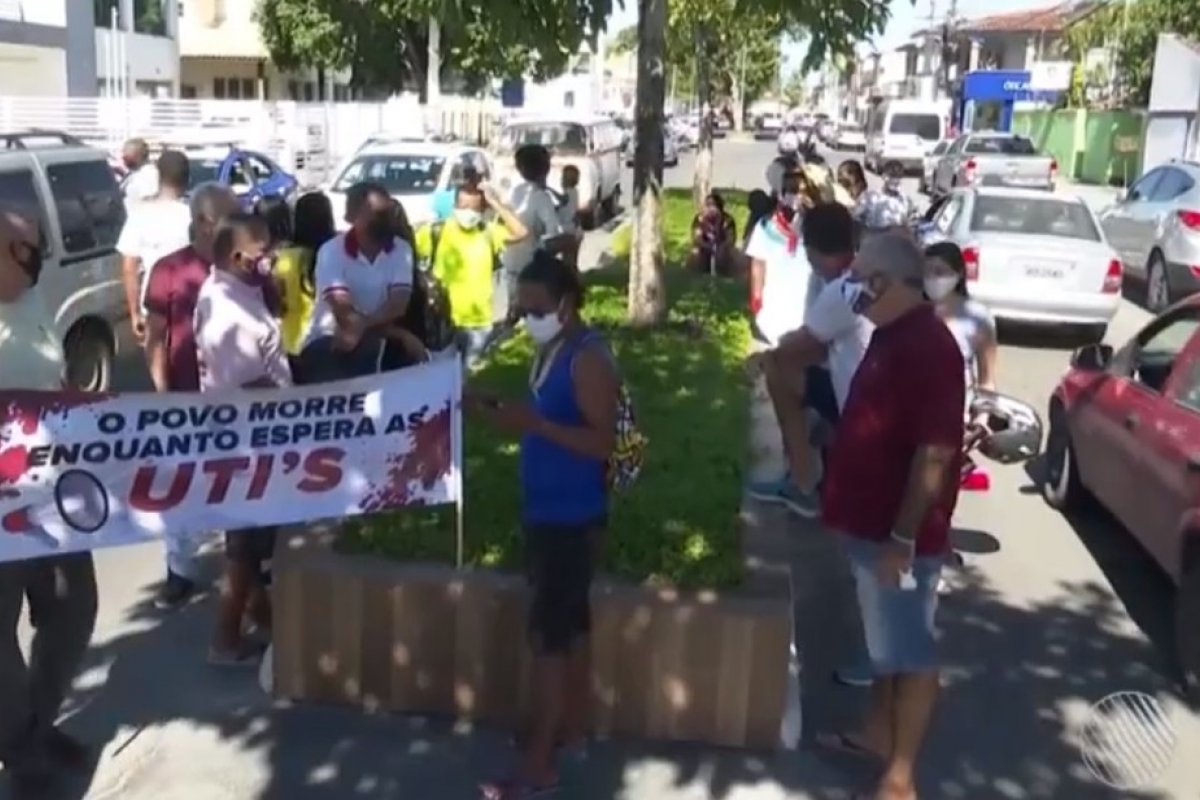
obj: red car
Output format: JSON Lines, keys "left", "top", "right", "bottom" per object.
{"left": 1044, "top": 298, "right": 1200, "bottom": 701}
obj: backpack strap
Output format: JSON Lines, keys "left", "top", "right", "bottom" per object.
{"left": 428, "top": 222, "right": 445, "bottom": 268}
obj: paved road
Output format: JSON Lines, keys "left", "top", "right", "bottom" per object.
{"left": 24, "top": 140, "right": 1200, "bottom": 800}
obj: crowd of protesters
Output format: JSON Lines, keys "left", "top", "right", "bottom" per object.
{"left": 0, "top": 128, "right": 1021, "bottom": 799}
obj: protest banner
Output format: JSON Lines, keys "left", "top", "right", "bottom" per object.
{"left": 0, "top": 359, "right": 462, "bottom": 563}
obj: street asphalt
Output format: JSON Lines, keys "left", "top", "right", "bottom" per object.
{"left": 13, "top": 139, "right": 1200, "bottom": 800}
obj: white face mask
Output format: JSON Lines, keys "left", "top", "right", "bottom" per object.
{"left": 525, "top": 312, "right": 563, "bottom": 344}
{"left": 884, "top": 177, "right": 902, "bottom": 194}
{"left": 454, "top": 208, "right": 483, "bottom": 229}
{"left": 924, "top": 275, "right": 959, "bottom": 301}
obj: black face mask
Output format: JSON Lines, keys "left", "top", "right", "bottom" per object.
{"left": 11, "top": 242, "right": 42, "bottom": 286}
{"left": 366, "top": 212, "right": 393, "bottom": 242}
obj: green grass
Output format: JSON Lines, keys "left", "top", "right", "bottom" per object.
{"left": 341, "top": 188, "right": 752, "bottom": 589}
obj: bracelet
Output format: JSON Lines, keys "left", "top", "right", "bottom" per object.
{"left": 890, "top": 531, "right": 916, "bottom": 550}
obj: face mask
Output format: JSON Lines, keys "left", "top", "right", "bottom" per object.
{"left": 924, "top": 275, "right": 958, "bottom": 301}
{"left": 525, "top": 312, "right": 563, "bottom": 344}
{"left": 454, "top": 209, "right": 483, "bottom": 229}
{"left": 840, "top": 275, "right": 878, "bottom": 316}
{"left": 11, "top": 242, "right": 42, "bottom": 287}
{"left": 884, "top": 178, "right": 902, "bottom": 194}
{"left": 366, "top": 212, "right": 393, "bottom": 241}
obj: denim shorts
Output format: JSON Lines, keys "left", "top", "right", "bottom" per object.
{"left": 840, "top": 533, "right": 942, "bottom": 676}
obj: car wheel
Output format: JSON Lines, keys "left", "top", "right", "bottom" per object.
{"left": 601, "top": 185, "right": 619, "bottom": 219}
{"left": 64, "top": 320, "right": 114, "bottom": 392}
{"left": 1042, "top": 404, "right": 1091, "bottom": 512}
{"left": 1147, "top": 251, "right": 1172, "bottom": 313}
{"left": 1177, "top": 543, "right": 1200, "bottom": 707}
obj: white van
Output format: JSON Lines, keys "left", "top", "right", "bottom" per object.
{"left": 865, "top": 100, "right": 948, "bottom": 174}
{"left": 494, "top": 115, "right": 623, "bottom": 228}
{"left": 0, "top": 132, "right": 128, "bottom": 390}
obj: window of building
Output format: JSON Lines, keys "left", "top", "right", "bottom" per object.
{"left": 303, "top": 83, "right": 316, "bottom": 102}
{"left": 181, "top": 85, "right": 197, "bottom": 99}
{"left": 133, "top": 0, "right": 168, "bottom": 36}
{"left": 288, "top": 81, "right": 300, "bottom": 101}
{"left": 45, "top": 161, "right": 126, "bottom": 256}
{"left": 241, "top": 78, "right": 255, "bottom": 99}
{"left": 213, "top": 77, "right": 226, "bottom": 99}
{"left": 227, "top": 78, "right": 240, "bottom": 99}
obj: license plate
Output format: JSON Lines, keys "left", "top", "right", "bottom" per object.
{"left": 1023, "top": 260, "right": 1069, "bottom": 280}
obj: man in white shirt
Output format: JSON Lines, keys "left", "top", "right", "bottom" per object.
{"left": 116, "top": 149, "right": 192, "bottom": 339}
{"left": 300, "top": 182, "right": 414, "bottom": 382}
{"left": 194, "top": 212, "right": 290, "bottom": 666}
{"left": 120, "top": 138, "right": 160, "bottom": 202}
{"left": 0, "top": 208, "right": 98, "bottom": 795}
{"left": 749, "top": 202, "right": 872, "bottom": 519}
{"left": 499, "top": 144, "right": 572, "bottom": 324}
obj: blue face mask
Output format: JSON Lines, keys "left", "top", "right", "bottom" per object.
{"left": 840, "top": 275, "right": 878, "bottom": 315}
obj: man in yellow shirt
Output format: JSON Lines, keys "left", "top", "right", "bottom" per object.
{"left": 415, "top": 183, "right": 528, "bottom": 365}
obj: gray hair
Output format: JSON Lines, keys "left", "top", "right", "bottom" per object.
{"left": 856, "top": 232, "right": 925, "bottom": 289}
{"left": 189, "top": 182, "right": 236, "bottom": 224}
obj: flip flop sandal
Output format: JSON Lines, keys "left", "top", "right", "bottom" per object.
{"left": 479, "top": 777, "right": 561, "bottom": 799}
{"left": 207, "top": 641, "right": 265, "bottom": 668}
{"left": 813, "top": 732, "right": 884, "bottom": 762}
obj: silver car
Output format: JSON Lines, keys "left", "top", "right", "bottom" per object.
{"left": 921, "top": 187, "right": 1123, "bottom": 339}
{"left": 920, "top": 139, "right": 951, "bottom": 195}
{"left": 1098, "top": 159, "right": 1200, "bottom": 312}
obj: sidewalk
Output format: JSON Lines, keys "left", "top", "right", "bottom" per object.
{"left": 1057, "top": 176, "right": 1122, "bottom": 213}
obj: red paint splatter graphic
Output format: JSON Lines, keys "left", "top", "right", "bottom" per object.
{"left": 1, "top": 389, "right": 113, "bottom": 437}
{"left": 358, "top": 403, "right": 453, "bottom": 513}
{"left": 0, "top": 446, "right": 28, "bottom": 486}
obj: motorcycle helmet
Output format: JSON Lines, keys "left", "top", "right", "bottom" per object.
{"left": 777, "top": 129, "right": 800, "bottom": 156}
{"left": 969, "top": 390, "right": 1044, "bottom": 465}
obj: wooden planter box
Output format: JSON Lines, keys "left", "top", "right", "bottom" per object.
{"left": 272, "top": 523, "right": 793, "bottom": 749}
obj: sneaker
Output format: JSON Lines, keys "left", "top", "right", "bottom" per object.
{"left": 832, "top": 666, "right": 874, "bottom": 688}
{"left": 747, "top": 477, "right": 792, "bottom": 505}
{"left": 779, "top": 484, "right": 820, "bottom": 518}
{"left": 154, "top": 571, "right": 196, "bottom": 611}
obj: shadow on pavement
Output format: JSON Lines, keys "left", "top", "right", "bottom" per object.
{"left": 33, "top": 324, "right": 1186, "bottom": 800}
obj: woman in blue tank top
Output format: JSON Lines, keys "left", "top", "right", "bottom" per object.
{"left": 474, "top": 250, "right": 619, "bottom": 798}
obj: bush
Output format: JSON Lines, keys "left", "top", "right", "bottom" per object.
{"left": 341, "top": 188, "right": 752, "bottom": 588}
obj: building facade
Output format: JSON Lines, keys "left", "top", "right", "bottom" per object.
{"left": 177, "top": 0, "right": 353, "bottom": 101}
{"left": 95, "top": 0, "right": 180, "bottom": 97}
{"left": 0, "top": 0, "right": 96, "bottom": 96}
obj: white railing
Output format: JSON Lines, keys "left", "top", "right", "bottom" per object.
{"left": 0, "top": 94, "right": 503, "bottom": 187}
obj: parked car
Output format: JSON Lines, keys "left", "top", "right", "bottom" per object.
{"left": 920, "top": 139, "right": 952, "bottom": 195}
{"left": 0, "top": 130, "right": 128, "bottom": 390}
{"left": 755, "top": 113, "right": 784, "bottom": 140}
{"left": 625, "top": 131, "right": 679, "bottom": 167}
{"left": 1044, "top": 301, "right": 1200, "bottom": 700}
{"left": 834, "top": 122, "right": 866, "bottom": 151}
{"left": 816, "top": 119, "right": 838, "bottom": 145}
{"left": 1097, "top": 160, "right": 1200, "bottom": 312}
{"left": 325, "top": 138, "right": 493, "bottom": 229}
{"left": 930, "top": 132, "right": 1057, "bottom": 196}
{"left": 919, "top": 187, "right": 1122, "bottom": 340}
{"left": 865, "top": 99, "right": 947, "bottom": 173}
{"left": 180, "top": 145, "right": 298, "bottom": 211}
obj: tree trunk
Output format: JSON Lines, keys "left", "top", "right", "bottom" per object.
{"left": 629, "top": 0, "right": 667, "bottom": 326}
{"left": 692, "top": 24, "right": 714, "bottom": 208}
{"left": 731, "top": 76, "right": 745, "bottom": 133}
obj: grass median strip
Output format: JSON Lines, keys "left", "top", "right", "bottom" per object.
{"left": 341, "top": 188, "right": 752, "bottom": 589}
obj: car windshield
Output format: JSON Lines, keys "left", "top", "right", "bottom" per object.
{"left": 188, "top": 159, "right": 223, "bottom": 189}
{"left": 889, "top": 113, "right": 940, "bottom": 140}
{"left": 498, "top": 123, "right": 588, "bottom": 155}
{"left": 965, "top": 136, "right": 1037, "bottom": 155}
{"left": 932, "top": 142, "right": 948, "bottom": 155}
{"left": 332, "top": 154, "right": 446, "bottom": 194}
{"left": 970, "top": 196, "right": 1100, "bottom": 241}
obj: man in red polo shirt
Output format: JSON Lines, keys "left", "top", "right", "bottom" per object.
{"left": 143, "top": 182, "right": 238, "bottom": 610}
{"left": 818, "top": 232, "right": 965, "bottom": 800}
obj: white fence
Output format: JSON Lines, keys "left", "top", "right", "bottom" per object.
{"left": 0, "top": 94, "right": 503, "bottom": 187}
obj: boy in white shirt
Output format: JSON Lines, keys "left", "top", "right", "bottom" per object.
{"left": 499, "top": 145, "right": 572, "bottom": 323}
{"left": 557, "top": 164, "right": 583, "bottom": 270}
{"left": 194, "top": 212, "right": 291, "bottom": 666}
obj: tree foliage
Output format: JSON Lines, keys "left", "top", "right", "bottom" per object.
{"left": 1066, "top": 0, "right": 1200, "bottom": 106}
{"left": 255, "top": 0, "right": 616, "bottom": 94}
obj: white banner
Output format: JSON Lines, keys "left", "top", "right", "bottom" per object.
{"left": 0, "top": 360, "right": 462, "bottom": 562}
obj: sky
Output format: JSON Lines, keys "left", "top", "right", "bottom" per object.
{"left": 605, "top": 0, "right": 1060, "bottom": 72}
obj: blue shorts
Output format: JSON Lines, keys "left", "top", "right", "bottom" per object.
{"left": 841, "top": 534, "right": 942, "bottom": 676}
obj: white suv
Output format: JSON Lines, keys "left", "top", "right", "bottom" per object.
{"left": 0, "top": 131, "right": 127, "bottom": 390}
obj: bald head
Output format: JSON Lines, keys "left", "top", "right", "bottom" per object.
{"left": 189, "top": 183, "right": 238, "bottom": 260}
{"left": 0, "top": 206, "right": 42, "bottom": 301}
{"left": 122, "top": 138, "right": 149, "bottom": 170}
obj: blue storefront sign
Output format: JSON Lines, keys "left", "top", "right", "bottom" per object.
{"left": 956, "top": 70, "right": 1062, "bottom": 132}
{"left": 500, "top": 79, "right": 525, "bottom": 109}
